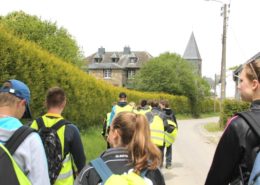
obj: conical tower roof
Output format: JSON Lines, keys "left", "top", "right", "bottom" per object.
{"left": 183, "top": 32, "right": 201, "bottom": 60}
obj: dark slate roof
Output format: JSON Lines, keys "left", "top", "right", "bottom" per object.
{"left": 88, "top": 63, "right": 123, "bottom": 69}
{"left": 183, "top": 32, "right": 202, "bottom": 60}
{"left": 87, "top": 50, "right": 153, "bottom": 70}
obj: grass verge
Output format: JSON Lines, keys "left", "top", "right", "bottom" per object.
{"left": 81, "top": 126, "right": 107, "bottom": 162}
{"left": 176, "top": 112, "right": 220, "bottom": 120}
{"left": 81, "top": 112, "right": 221, "bottom": 162}
{"left": 204, "top": 122, "right": 222, "bottom": 132}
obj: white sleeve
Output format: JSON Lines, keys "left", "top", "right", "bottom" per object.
{"left": 14, "top": 132, "right": 51, "bottom": 185}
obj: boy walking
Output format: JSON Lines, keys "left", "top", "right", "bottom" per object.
{"left": 30, "top": 87, "right": 86, "bottom": 185}
{"left": 0, "top": 79, "right": 50, "bottom": 185}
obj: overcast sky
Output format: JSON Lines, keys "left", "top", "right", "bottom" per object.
{"left": 1, "top": 0, "right": 259, "bottom": 97}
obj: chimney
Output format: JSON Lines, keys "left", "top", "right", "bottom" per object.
{"left": 98, "top": 47, "right": 105, "bottom": 55}
{"left": 123, "top": 46, "right": 131, "bottom": 55}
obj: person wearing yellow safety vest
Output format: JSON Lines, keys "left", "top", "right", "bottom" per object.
{"left": 145, "top": 100, "right": 174, "bottom": 168}
{"left": 108, "top": 92, "right": 133, "bottom": 126}
{"left": 0, "top": 79, "right": 50, "bottom": 185}
{"left": 30, "top": 87, "right": 86, "bottom": 185}
{"left": 102, "top": 112, "right": 112, "bottom": 149}
{"left": 135, "top": 99, "right": 152, "bottom": 115}
{"left": 159, "top": 99, "right": 178, "bottom": 169}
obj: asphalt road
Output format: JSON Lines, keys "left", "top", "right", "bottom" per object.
{"left": 161, "top": 117, "right": 222, "bottom": 185}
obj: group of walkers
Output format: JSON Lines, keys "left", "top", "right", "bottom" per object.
{"left": 0, "top": 81, "right": 86, "bottom": 185}
{"left": 80, "top": 92, "right": 179, "bottom": 185}
{"left": 101, "top": 93, "right": 178, "bottom": 169}
{"left": 1, "top": 57, "right": 260, "bottom": 185}
{"left": 0, "top": 79, "right": 177, "bottom": 185}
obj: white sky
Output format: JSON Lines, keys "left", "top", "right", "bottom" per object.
{"left": 1, "top": 0, "right": 260, "bottom": 98}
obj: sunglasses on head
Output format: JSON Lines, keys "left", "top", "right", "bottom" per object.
{"left": 245, "top": 58, "right": 259, "bottom": 81}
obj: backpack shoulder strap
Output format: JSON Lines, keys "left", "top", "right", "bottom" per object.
{"left": 35, "top": 117, "right": 45, "bottom": 130}
{"left": 91, "top": 157, "right": 113, "bottom": 183}
{"left": 51, "top": 119, "right": 68, "bottom": 131}
{"left": 140, "top": 169, "right": 148, "bottom": 177}
{"left": 236, "top": 111, "right": 260, "bottom": 139}
{"left": 5, "top": 126, "right": 35, "bottom": 155}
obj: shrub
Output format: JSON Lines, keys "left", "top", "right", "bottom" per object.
{"left": 219, "top": 99, "right": 250, "bottom": 128}
{"left": 0, "top": 24, "right": 194, "bottom": 129}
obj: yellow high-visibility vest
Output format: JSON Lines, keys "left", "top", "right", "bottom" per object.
{"left": 149, "top": 114, "right": 165, "bottom": 147}
{"left": 31, "top": 114, "right": 74, "bottom": 185}
{"left": 0, "top": 144, "right": 31, "bottom": 185}
{"left": 115, "top": 104, "right": 133, "bottom": 115}
{"left": 164, "top": 119, "right": 178, "bottom": 147}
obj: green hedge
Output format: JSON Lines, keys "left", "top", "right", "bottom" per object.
{"left": 199, "top": 98, "right": 220, "bottom": 113}
{"left": 219, "top": 99, "right": 250, "bottom": 128}
{"left": 0, "top": 25, "right": 198, "bottom": 129}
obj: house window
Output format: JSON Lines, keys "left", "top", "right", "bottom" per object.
{"left": 112, "top": 58, "right": 119, "bottom": 63}
{"left": 103, "top": 69, "right": 112, "bottom": 79}
{"left": 129, "top": 57, "right": 137, "bottom": 63}
{"left": 128, "top": 69, "right": 135, "bottom": 79}
{"left": 94, "top": 58, "right": 102, "bottom": 63}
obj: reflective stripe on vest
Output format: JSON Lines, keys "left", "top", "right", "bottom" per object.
{"left": 0, "top": 144, "right": 31, "bottom": 185}
{"left": 164, "top": 119, "right": 178, "bottom": 147}
{"left": 55, "top": 154, "right": 74, "bottom": 185}
{"left": 31, "top": 115, "right": 74, "bottom": 184}
{"left": 149, "top": 115, "right": 165, "bottom": 146}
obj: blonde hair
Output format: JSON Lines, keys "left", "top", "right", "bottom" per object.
{"left": 244, "top": 58, "right": 260, "bottom": 82}
{"left": 0, "top": 93, "right": 21, "bottom": 107}
{"left": 111, "top": 112, "right": 161, "bottom": 173}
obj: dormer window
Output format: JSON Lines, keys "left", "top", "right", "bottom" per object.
{"left": 112, "top": 58, "right": 119, "bottom": 62}
{"left": 130, "top": 58, "right": 137, "bottom": 63}
{"left": 94, "top": 58, "right": 102, "bottom": 63}
{"left": 94, "top": 53, "right": 102, "bottom": 63}
{"left": 129, "top": 53, "right": 137, "bottom": 63}
{"left": 111, "top": 53, "right": 119, "bottom": 63}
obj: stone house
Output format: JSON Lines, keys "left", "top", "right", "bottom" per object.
{"left": 86, "top": 46, "right": 153, "bottom": 87}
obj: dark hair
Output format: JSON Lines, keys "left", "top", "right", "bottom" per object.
{"left": 140, "top": 99, "right": 147, "bottom": 107}
{"left": 160, "top": 99, "right": 169, "bottom": 108}
{"left": 150, "top": 100, "right": 159, "bottom": 108}
{"left": 119, "top": 92, "right": 127, "bottom": 98}
{"left": 46, "top": 87, "right": 66, "bottom": 109}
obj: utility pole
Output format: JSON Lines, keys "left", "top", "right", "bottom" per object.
{"left": 214, "top": 74, "right": 217, "bottom": 112}
{"left": 205, "top": 0, "right": 229, "bottom": 101}
{"left": 220, "top": 3, "right": 228, "bottom": 101}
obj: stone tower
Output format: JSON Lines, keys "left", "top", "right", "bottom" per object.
{"left": 183, "top": 32, "right": 202, "bottom": 76}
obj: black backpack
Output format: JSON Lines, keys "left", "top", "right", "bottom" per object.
{"left": 36, "top": 117, "right": 67, "bottom": 184}
{"left": 0, "top": 126, "right": 34, "bottom": 185}
{"left": 236, "top": 111, "right": 260, "bottom": 185}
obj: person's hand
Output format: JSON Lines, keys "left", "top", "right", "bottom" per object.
{"left": 166, "top": 125, "right": 174, "bottom": 133}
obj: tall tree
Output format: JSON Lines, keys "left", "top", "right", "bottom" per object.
{"left": 0, "top": 11, "right": 84, "bottom": 67}
{"left": 133, "top": 52, "right": 210, "bottom": 117}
